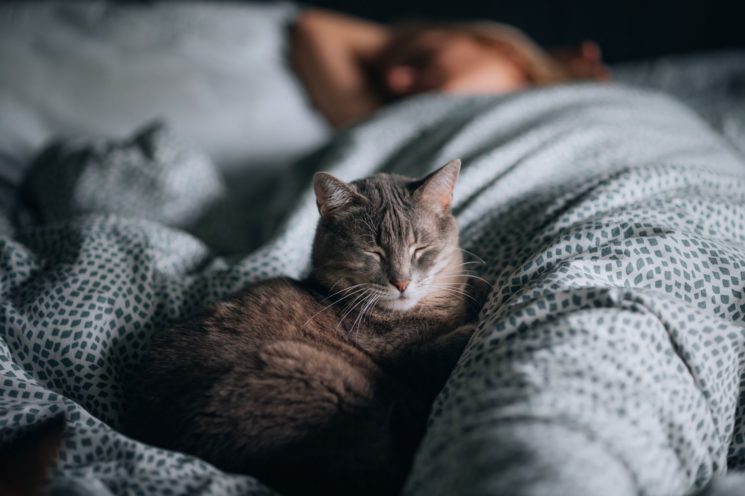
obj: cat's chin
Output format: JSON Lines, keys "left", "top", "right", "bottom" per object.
{"left": 378, "top": 297, "right": 421, "bottom": 312}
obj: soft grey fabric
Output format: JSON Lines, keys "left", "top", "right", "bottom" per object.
{"left": 614, "top": 50, "right": 745, "bottom": 157}
{"left": 0, "top": 1, "right": 329, "bottom": 178}
{"left": 2, "top": 84, "right": 745, "bottom": 495}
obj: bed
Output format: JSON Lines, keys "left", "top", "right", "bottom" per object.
{"left": 1, "top": 2, "right": 745, "bottom": 495}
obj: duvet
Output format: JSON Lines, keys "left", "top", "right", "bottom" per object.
{"left": 1, "top": 84, "right": 744, "bottom": 496}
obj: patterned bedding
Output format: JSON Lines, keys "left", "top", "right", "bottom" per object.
{"left": 2, "top": 84, "right": 745, "bottom": 495}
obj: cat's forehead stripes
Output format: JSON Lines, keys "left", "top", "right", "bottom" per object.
{"left": 355, "top": 174, "right": 411, "bottom": 209}
{"left": 377, "top": 207, "right": 416, "bottom": 249}
{"left": 354, "top": 174, "right": 418, "bottom": 248}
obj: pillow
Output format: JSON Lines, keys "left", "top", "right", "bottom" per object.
{"left": 0, "top": 1, "right": 329, "bottom": 179}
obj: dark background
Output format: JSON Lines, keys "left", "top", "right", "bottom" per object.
{"left": 297, "top": 0, "right": 745, "bottom": 62}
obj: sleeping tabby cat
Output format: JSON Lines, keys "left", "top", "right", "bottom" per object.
{"left": 126, "top": 159, "right": 483, "bottom": 495}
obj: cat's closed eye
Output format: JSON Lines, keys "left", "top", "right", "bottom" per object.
{"left": 364, "top": 249, "right": 386, "bottom": 261}
{"left": 412, "top": 245, "right": 431, "bottom": 259}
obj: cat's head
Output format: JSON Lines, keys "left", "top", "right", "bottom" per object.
{"left": 311, "top": 159, "right": 463, "bottom": 312}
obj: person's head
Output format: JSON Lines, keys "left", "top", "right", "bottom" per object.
{"left": 375, "top": 22, "right": 586, "bottom": 99}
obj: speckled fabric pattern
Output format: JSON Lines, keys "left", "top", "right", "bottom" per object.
{"left": 2, "top": 85, "right": 745, "bottom": 495}
{"left": 21, "top": 122, "right": 225, "bottom": 229}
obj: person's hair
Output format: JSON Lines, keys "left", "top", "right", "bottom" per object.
{"left": 455, "top": 22, "right": 569, "bottom": 84}
{"left": 379, "top": 21, "right": 568, "bottom": 87}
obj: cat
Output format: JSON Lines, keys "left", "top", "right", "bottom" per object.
{"left": 125, "top": 159, "right": 485, "bottom": 496}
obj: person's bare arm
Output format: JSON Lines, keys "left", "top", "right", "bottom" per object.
{"left": 291, "top": 9, "right": 391, "bottom": 128}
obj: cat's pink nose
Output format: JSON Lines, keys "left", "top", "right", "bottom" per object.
{"left": 391, "top": 279, "right": 410, "bottom": 293}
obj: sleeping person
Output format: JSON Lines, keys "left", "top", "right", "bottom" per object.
{"left": 290, "top": 8, "right": 611, "bottom": 128}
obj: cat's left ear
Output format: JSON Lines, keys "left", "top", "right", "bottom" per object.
{"left": 414, "top": 159, "right": 461, "bottom": 212}
{"left": 314, "top": 172, "right": 365, "bottom": 218}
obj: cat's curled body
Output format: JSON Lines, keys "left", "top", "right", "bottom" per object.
{"left": 126, "top": 160, "right": 482, "bottom": 496}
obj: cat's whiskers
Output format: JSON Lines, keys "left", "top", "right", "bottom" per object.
{"left": 301, "top": 284, "right": 370, "bottom": 330}
{"left": 450, "top": 261, "right": 485, "bottom": 269}
{"left": 424, "top": 283, "right": 481, "bottom": 306}
{"left": 425, "top": 281, "right": 475, "bottom": 297}
{"left": 426, "top": 278, "right": 478, "bottom": 304}
{"left": 345, "top": 292, "right": 375, "bottom": 333}
{"left": 350, "top": 292, "right": 381, "bottom": 338}
{"left": 349, "top": 293, "right": 369, "bottom": 335}
{"left": 438, "top": 272, "right": 493, "bottom": 288}
{"left": 332, "top": 286, "right": 372, "bottom": 311}
{"left": 419, "top": 271, "right": 463, "bottom": 287}
{"left": 363, "top": 295, "right": 382, "bottom": 335}
{"left": 325, "top": 278, "right": 345, "bottom": 294}
{"left": 458, "top": 247, "right": 486, "bottom": 264}
{"left": 318, "top": 283, "right": 367, "bottom": 304}
{"left": 337, "top": 288, "right": 375, "bottom": 332}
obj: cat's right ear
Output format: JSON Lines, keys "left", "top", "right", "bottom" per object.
{"left": 313, "top": 172, "right": 364, "bottom": 218}
{"left": 413, "top": 159, "right": 461, "bottom": 212}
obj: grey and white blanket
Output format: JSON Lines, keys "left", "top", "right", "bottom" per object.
{"left": 2, "top": 84, "right": 745, "bottom": 496}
